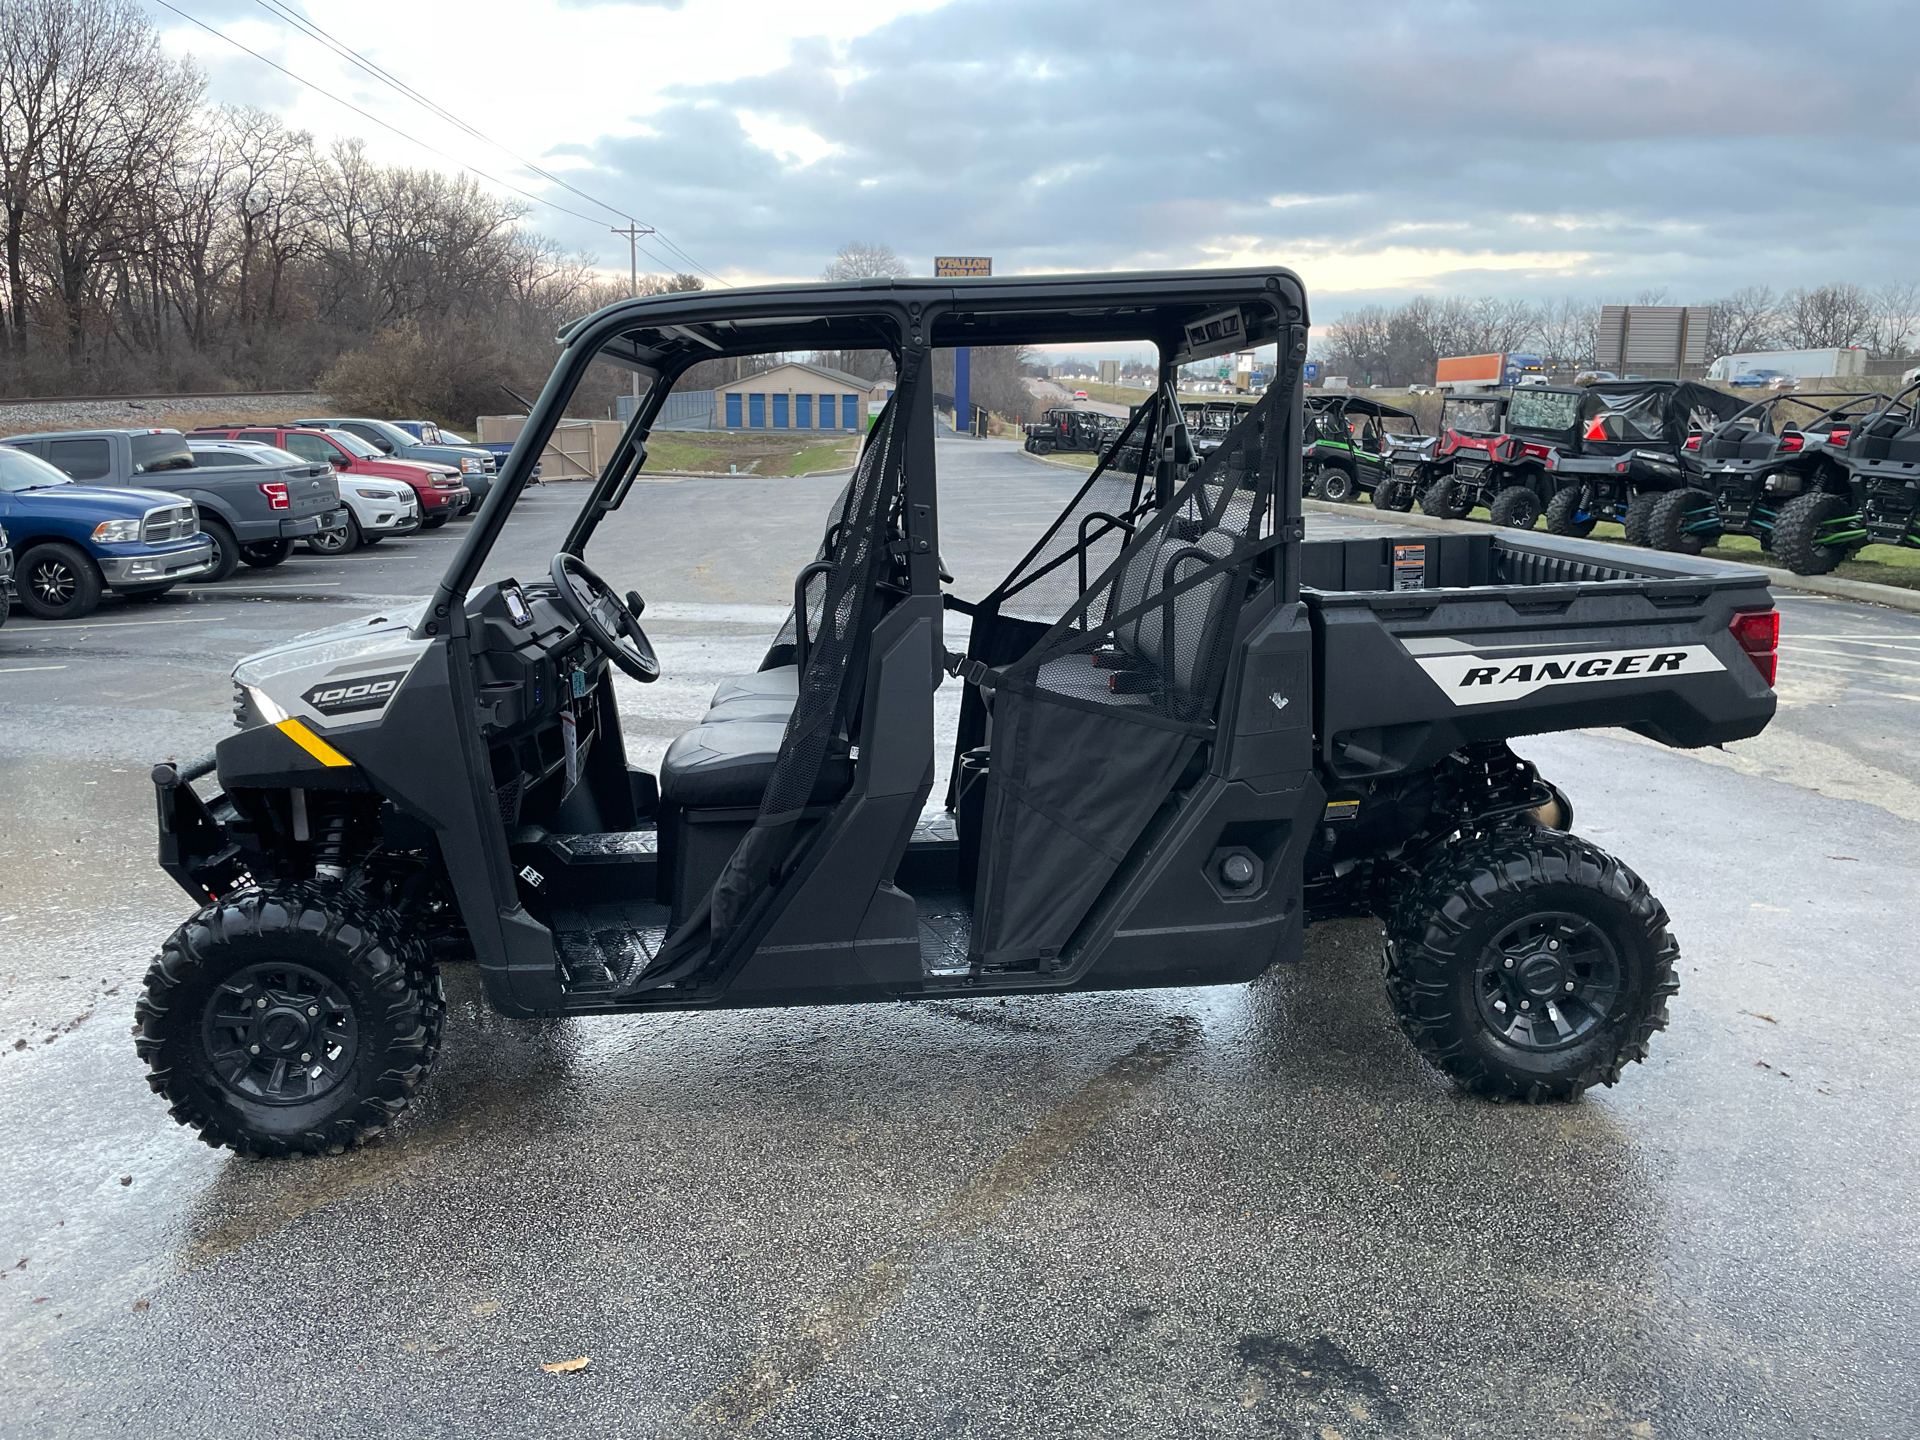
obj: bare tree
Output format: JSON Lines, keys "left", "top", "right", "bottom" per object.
{"left": 1869, "top": 281, "right": 1920, "bottom": 358}
{"left": 822, "top": 241, "right": 907, "bottom": 282}
{"left": 1780, "top": 283, "right": 1873, "bottom": 350}
{"left": 1704, "top": 285, "right": 1779, "bottom": 359}
{"left": 1536, "top": 298, "right": 1600, "bottom": 369}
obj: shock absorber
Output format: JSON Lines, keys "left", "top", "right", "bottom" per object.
{"left": 311, "top": 801, "right": 351, "bottom": 882}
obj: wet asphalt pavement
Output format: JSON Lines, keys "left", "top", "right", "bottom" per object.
{"left": 0, "top": 438, "right": 1915, "bottom": 1438}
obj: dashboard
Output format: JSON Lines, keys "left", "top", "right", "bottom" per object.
{"left": 466, "top": 579, "right": 607, "bottom": 741}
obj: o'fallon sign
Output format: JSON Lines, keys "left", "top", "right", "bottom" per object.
{"left": 934, "top": 257, "right": 992, "bottom": 278}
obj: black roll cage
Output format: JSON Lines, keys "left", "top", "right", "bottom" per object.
{"left": 421, "top": 269, "right": 1309, "bottom": 639}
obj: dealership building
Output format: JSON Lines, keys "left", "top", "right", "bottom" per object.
{"left": 711, "top": 362, "right": 891, "bottom": 431}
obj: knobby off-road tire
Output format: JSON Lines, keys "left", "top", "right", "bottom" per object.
{"left": 1314, "top": 466, "right": 1357, "bottom": 503}
{"left": 1372, "top": 478, "right": 1415, "bottom": 512}
{"left": 1544, "top": 485, "right": 1598, "bottom": 538}
{"left": 1488, "top": 485, "right": 1542, "bottom": 530}
{"left": 135, "top": 884, "right": 445, "bottom": 1158}
{"left": 1421, "top": 477, "right": 1468, "bottom": 520}
{"left": 1621, "top": 491, "right": 1662, "bottom": 548}
{"left": 1383, "top": 831, "right": 1678, "bottom": 1102}
{"left": 1772, "top": 490, "right": 1854, "bottom": 575}
{"left": 1650, "top": 488, "right": 1716, "bottom": 555}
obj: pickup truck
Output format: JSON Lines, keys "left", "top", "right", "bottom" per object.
{"left": 0, "top": 443, "right": 213, "bottom": 618}
{"left": 190, "top": 426, "right": 463, "bottom": 537}
{"left": 2, "top": 427, "right": 340, "bottom": 582}
{"left": 295, "top": 416, "right": 495, "bottom": 508}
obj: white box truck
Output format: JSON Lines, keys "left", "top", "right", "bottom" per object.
{"left": 1708, "top": 347, "right": 1869, "bottom": 382}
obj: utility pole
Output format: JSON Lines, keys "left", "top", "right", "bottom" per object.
{"left": 612, "top": 222, "right": 655, "bottom": 412}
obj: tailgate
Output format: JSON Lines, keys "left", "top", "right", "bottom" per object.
{"left": 284, "top": 464, "right": 339, "bottom": 518}
{"left": 1303, "top": 531, "right": 1777, "bottom": 781}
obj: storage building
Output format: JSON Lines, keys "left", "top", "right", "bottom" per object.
{"left": 711, "top": 362, "right": 888, "bottom": 432}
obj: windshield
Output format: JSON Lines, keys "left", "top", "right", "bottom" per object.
{"left": 1506, "top": 390, "right": 1585, "bottom": 433}
{"left": 1445, "top": 398, "right": 1507, "bottom": 434}
{"left": 0, "top": 445, "right": 72, "bottom": 492}
{"left": 130, "top": 432, "right": 194, "bottom": 472}
{"left": 325, "top": 429, "right": 383, "bottom": 459}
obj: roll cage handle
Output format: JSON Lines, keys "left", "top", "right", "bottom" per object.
{"left": 1076, "top": 510, "right": 1136, "bottom": 594}
{"left": 792, "top": 560, "right": 832, "bottom": 673}
{"left": 1159, "top": 544, "right": 1219, "bottom": 704}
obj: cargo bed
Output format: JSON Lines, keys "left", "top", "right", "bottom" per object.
{"left": 1298, "top": 529, "right": 1777, "bottom": 780}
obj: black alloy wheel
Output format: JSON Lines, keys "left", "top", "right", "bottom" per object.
{"left": 1488, "top": 485, "right": 1543, "bottom": 530}
{"left": 1471, "top": 911, "right": 1621, "bottom": 1052}
{"left": 240, "top": 538, "right": 293, "bottom": 569}
{"left": 17, "top": 541, "right": 104, "bottom": 620}
{"left": 1315, "top": 467, "right": 1357, "bottom": 503}
{"left": 200, "top": 960, "right": 359, "bottom": 1105}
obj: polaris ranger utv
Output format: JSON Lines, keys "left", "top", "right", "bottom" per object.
{"left": 1650, "top": 392, "right": 1886, "bottom": 558}
{"left": 1022, "top": 407, "right": 1116, "bottom": 456}
{"left": 1764, "top": 382, "right": 1920, "bottom": 575}
{"left": 1512, "top": 381, "right": 1747, "bottom": 544}
{"left": 137, "top": 269, "right": 1779, "bottom": 1158}
{"left": 1302, "top": 395, "right": 1420, "bottom": 504}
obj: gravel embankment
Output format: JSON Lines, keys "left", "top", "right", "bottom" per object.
{"left": 0, "top": 391, "right": 331, "bottom": 436}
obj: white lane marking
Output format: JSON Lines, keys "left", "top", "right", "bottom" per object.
{"left": 1779, "top": 647, "right": 1920, "bottom": 670}
{"left": 0, "top": 664, "right": 67, "bottom": 673}
{"left": 1778, "top": 657, "right": 1920, "bottom": 692}
{"left": 6, "top": 616, "right": 216, "bottom": 630}
{"left": 1778, "top": 635, "right": 1920, "bottom": 647}
{"left": 179, "top": 582, "right": 341, "bottom": 592}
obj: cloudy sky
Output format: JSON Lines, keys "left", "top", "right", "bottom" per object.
{"left": 155, "top": 0, "right": 1920, "bottom": 317}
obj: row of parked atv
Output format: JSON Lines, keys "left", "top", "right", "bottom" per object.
{"left": 1302, "top": 380, "right": 1920, "bottom": 577}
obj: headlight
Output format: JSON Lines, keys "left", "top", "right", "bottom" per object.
{"left": 459, "top": 457, "right": 482, "bottom": 473}
{"left": 92, "top": 518, "right": 142, "bottom": 542}
{"left": 354, "top": 487, "right": 398, "bottom": 500}
{"left": 244, "top": 684, "right": 289, "bottom": 725}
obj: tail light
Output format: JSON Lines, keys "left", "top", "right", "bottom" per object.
{"left": 259, "top": 482, "right": 289, "bottom": 510}
{"left": 1730, "top": 609, "right": 1779, "bottom": 686}
{"left": 1684, "top": 435, "right": 1702, "bottom": 451}
{"left": 1779, "top": 434, "right": 1804, "bottom": 453}
{"left": 1829, "top": 428, "right": 1850, "bottom": 445}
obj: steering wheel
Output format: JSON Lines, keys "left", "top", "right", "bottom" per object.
{"left": 550, "top": 553, "right": 659, "bottom": 683}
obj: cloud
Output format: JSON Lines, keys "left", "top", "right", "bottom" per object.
{"left": 539, "top": 0, "right": 1919, "bottom": 306}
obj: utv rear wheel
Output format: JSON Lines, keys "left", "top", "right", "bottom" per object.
{"left": 16, "top": 541, "right": 104, "bottom": 619}
{"left": 1622, "top": 491, "right": 1662, "bottom": 548}
{"left": 134, "top": 885, "right": 444, "bottom": 1158}
{"left": 1772, "top": 491, "right": 1859, "bottom": 575}
{"left": 1384, "top": 832, "right": 1677, "bottom": 1102}
{"left": 1650, "top": 488, "right": 1717, "bottom": 555}
{"left": 1544, "top": 485, "right": 1598, "bottom": 538}
{"left": 1421, "top": 478, "right": 1467, "bottom": 520}
{"left": 1372, "top": 479, "right": 1414, "bottom": 512}
{"left": 1488, "top": 485, "right": 1542, "bottom": 530}
{"left": 1314, "top": 466, "right": 1356, "bottom": 503}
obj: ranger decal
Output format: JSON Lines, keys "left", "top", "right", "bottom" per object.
{"left": 1416, "top": 644, "right": 1725, "bottom": 705}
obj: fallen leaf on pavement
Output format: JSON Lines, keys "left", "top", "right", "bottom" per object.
{"left": 542, "top": 1356, "right": 591, "bottom": 1375}
{"left": 1740, "top": 1011, "right": 1778, "bottom": 1024}
{"left": 131, "top": 1300, "right": 149, "bottom": 1313}
{"left": 471, "top": 1300, "right": 500, "bottom": 1317}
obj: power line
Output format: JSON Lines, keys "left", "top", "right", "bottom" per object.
{"left": 247, "top": 0, "right": 727, "bottom": 285}
{"left": 153, "top": 0, "right": 727, "bottom": 285}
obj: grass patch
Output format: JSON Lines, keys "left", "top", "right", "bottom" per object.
{"left": 644, "top": 430, "right": 859, "bottom": 476}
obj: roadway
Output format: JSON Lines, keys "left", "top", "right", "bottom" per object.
{"left": 0, "top": 436, "right": 1913, "bottom": 1438}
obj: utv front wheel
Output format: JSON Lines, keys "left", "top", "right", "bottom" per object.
{"left": 1421, "top": 478, "right": 1468, "bottom": 519}
{"left": 1544, "top": 485, "right": 1598, "bottom": 538}
{"left": 1372, "top": 479, "right": 1414, "bottom": 512}
{"left": 1384, "top": 833, "right": 1677, "bottom": 1102}
{"left": 135, "top": 885, "right": 444, "bottom": 1157}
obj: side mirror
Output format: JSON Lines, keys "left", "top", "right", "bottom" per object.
{"left": 333, "top": 456, "right": 352, "bottom": 469}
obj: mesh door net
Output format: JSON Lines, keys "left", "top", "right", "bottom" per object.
{"left": 706, "top": 361, "right": 915, "bottom": 942}
{"left": 969, "top": 385, "right": 1285, "bottom": 968}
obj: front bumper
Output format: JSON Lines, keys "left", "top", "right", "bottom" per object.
{"left": 419, "top": 485, "right": 471, "bottom": 513}
{"left": 99, "top": 538, "right": 217, "bottom": 589}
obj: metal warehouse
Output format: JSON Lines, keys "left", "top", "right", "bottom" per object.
{"left": 711, "top": 361, "right": 888, "bottom": 431}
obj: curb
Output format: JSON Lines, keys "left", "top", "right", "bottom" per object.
{"left": 1302, "top": 498, "right": 1920, "bottom": 615}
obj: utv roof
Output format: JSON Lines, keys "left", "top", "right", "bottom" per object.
{"left": 1312, "top": 395, "right": 1419, "bottom": 421}
{"left": 558, "top": 269, "right": 1309, "bottom": 376}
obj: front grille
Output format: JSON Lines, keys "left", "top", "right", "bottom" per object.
{"left": 141, "top": 503, "right": 198, "bottom": 543}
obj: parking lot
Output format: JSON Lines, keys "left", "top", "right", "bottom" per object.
{"left": 1, "top": 436, "right": 1915, "bottom": 1438}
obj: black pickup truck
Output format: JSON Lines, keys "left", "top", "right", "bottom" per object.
{"left": 132, "top": 268, "right": 1779, "bottom": 1159}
